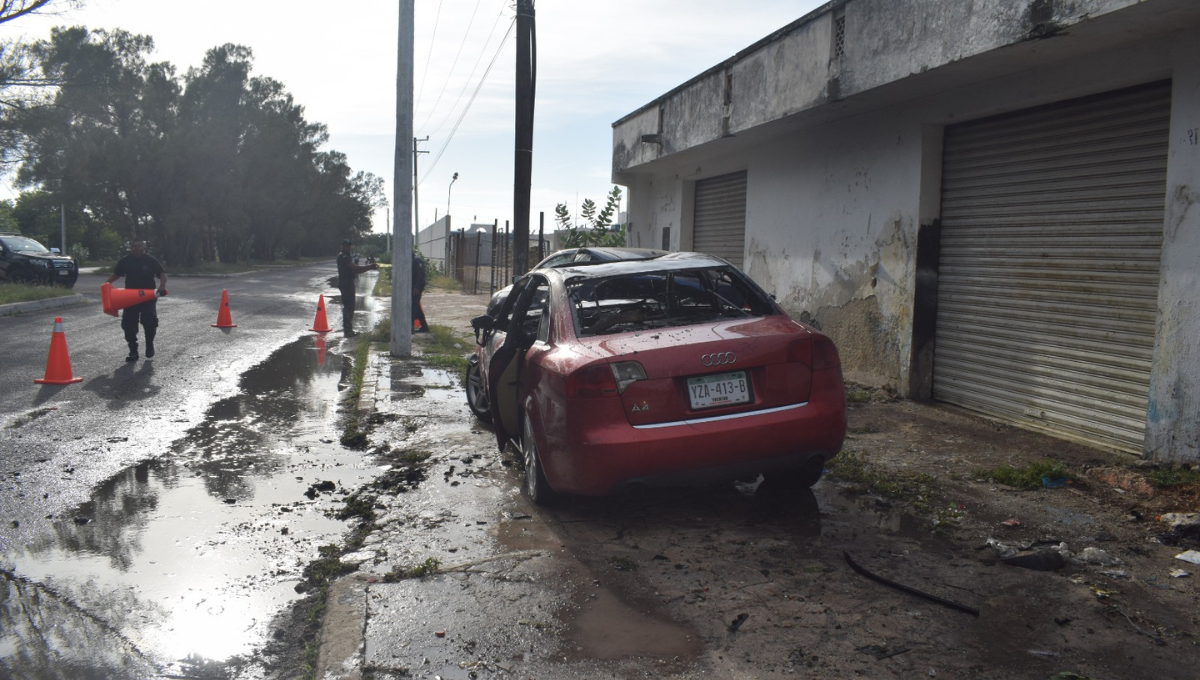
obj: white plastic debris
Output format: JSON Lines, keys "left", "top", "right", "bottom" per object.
{"left": 1160, "top": 512, "right": 1200, "bottom": 529}
{"left": 1075, "top": 547, "right": 1122, "bottom": 567}
{"left": 1169, "top": 568, "right": 1191, "bottom": 578}
{"left": 1174, "top": 549, "right": 1200, "bottom": 565}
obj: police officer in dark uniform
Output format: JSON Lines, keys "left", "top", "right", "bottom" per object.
{"left": 412, "top": 251, "right": 429, "bottom": 333}
{"left": 337, "top": 238, "right": 378, "bottom": 337}
{"left": 105, "top": 238, "right": 168, "bottom": 362}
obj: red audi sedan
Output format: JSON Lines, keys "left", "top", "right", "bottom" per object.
{"left": 474, "top": 252, "right": 846, "bottom": 504}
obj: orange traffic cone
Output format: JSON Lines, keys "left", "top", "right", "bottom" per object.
{"left": 34, "top": 317, "right": 83, "bottom": 385}
{"left": 310, "top": 294, "right": 331, "bottom": 333}
{"left": 211, "top": 289, "right": 237, "bottom": 328}
{"left": 313, "top": 334, "right": 327, "bottom": 367}
{"left": 101, "top": 282, "right": 161, "bottom": 317}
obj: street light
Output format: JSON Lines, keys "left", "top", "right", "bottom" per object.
{"left": 447, "top": 172, "right": 458, "bottom": 221}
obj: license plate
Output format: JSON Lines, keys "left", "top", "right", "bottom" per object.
{"left": 687, "top": 371, "right": 750, "bottom": 409}
{"left": 57, "top": 270, "right": 70, "bottom": 276}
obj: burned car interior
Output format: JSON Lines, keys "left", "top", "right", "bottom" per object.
{"left": 568, "top": 267, "right": 774, "bottom": 337}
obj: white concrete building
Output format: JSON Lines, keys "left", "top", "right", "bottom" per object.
{"left": 612, "top": 0, "right": 1200, "bottom": 461}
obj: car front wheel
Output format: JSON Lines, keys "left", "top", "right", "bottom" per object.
{"left": 521, "top": 414, "right": 555, "bottom": 505}
{"left": 465, "top": 355, "right": 491, "bottom": 421}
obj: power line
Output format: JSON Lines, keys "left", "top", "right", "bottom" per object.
{"left": 419, "top": 17, "right": 515, "bottom": 184}
{"left": 416, "top": 0, "right": 484, "bottom": 132}
{"left": 413, "top": 0, "right": 445, "bottom": 114}
{"left": 421, "top": 0, "right": 510, "bottom": 139}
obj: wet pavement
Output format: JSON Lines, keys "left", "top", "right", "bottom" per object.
{"left": 1, "top": 279, "right": 384, "bottom": 678}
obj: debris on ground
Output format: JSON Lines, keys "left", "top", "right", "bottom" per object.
{"left": 728, "top": 613, "right": 749, "bottom": 632}
{"left": 1074, "top": 547, "right": 1121, "bottom": 567}
{"left": 844, "top": 551, "right": 979, "bottom": 616}
{"left": 1174, "top": 549, "right": 1200, "bottom": 565}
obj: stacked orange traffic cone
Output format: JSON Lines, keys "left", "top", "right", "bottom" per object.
{"left": 211, "top": 289, "right": 237, "bottom": 328}
{"left": 310, "top": 294, "right": 331, "bottom": 333}
{"left": 34, "top": 317, "right": 83, "bottom": 385}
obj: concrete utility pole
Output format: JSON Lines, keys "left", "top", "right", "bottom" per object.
{"left": 512, "top": 0, "right": 535, "bottom": 277}
{"left": 391, "top": 0, "right": 414, "bottom": 357}
{"left": 413, "top": 136, "right": 428, "bottom": 253}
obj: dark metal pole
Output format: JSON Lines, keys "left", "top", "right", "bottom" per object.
{"left": 512, "top": 0, "right": 535, "bottom": 277}
{"left": 538, "top": 212, "right": 544, "bottom": 261}
{"left": 490, "top": 221, "right": 498, "bottom": 295}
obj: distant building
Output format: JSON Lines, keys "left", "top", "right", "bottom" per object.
{"left": 612, "top": 0, "right": 1200, "bottom": 462}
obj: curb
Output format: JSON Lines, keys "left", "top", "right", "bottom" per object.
{"left": 0, "top": 294, "right": 88, "bottom": 317}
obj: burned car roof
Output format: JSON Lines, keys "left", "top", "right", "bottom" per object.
{"left": 550, "top": 251, "right": 732, "bottom": 282}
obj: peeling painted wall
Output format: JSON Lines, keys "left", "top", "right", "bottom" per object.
{"left": 613, "top": 0, "right": 1159, "bottom": 174}
{"left": 613, "top": 1, "right": 1200, "bottom": 461}
{"left": 1147, "top": 36, "right": 1200, "bottom": 463}
{"left": 742, "top": 112, "right": 923, "bottom": 390}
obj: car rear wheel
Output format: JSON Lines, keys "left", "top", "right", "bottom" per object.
{"left": 465, "top": 355, "right": 491, "bottom": 421}
{"left": 770, "top": 456, "right": 826, "bottom": 489}
{"left": 521, "top": 414, "right": 555, "bottom": 505}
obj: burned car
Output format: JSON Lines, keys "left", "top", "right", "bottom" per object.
{"left": 472, "top": 252, "right": 846, "bottom": 503}
{"left": 465, "top": 247, "right": 666, "bottom": 420}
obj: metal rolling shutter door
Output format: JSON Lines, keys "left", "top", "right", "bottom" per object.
{"left": 693, "top": 171, "right": 747, "bottom": 268}
{"left": 934, "top": 82, "right": 1170, "bottom": 454}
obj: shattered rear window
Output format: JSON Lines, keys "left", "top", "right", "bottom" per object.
{"left": 568, "top": 267, "right": 775, "bottom": 337}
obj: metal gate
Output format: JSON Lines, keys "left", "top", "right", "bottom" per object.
{"left": 934, "top": 81, "right": 1170, "bottom": 454}
{"left": 693, "top": 171, "right": 747, "bottom": 268}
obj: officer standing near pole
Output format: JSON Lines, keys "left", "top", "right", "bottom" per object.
{"left": 337, "top": 238, "right": 378, "bottom": 337}
{"left": 105, "top": 238, "right": 167, "bottom": 362}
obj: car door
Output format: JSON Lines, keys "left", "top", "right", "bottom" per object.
{"left": 486, "top": 275, "right": 550, "bottom": 451}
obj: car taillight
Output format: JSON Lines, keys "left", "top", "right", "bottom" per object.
{"left": 786, "top": 338, "right": 811, "bottom": 365}
{"left": 566, "top": 364, "right": 619, "bottom": 398}
{"left": 812, "top": 335, "right": 841, "bottom": 371}
{"left": 610, "top": 361, "right": 647, "bottom": 394}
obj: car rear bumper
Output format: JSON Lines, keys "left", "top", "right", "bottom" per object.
{"left": 550, "top": 387, "right": 846, "bottom": 496}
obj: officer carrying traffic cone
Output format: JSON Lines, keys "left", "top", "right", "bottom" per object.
{"left": 104, "top": 238, "right": 168, "bottom": 362}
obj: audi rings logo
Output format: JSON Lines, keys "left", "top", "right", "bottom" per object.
{"left": 701, "top": 352, "right": 736, "bottom": 367}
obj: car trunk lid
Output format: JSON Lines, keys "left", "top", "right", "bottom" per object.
{"left": 577, "top": 315, "right": 814, "bottom": 426}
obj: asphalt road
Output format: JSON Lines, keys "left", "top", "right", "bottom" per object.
{"left": 0, "top": 262, "right": 359, "bottom": 547}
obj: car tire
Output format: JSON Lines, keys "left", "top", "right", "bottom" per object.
{"left": 465, "top": 355, "right": 491, "bottom": 421}
{"left": 770, "top": 456, "right": 826, "bottom": 489}
{"left": 8, "top": 268, "right": 34, "bottom": 284}
{"left": 522, "top": 414, "right": 555, "bottom": 505}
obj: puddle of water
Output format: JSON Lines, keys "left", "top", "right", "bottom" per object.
{"left": 564, "top": 583, "right": 703, "bottom": 661}
{"left": 0, "top": 336, "right": 379, "bottom": 676}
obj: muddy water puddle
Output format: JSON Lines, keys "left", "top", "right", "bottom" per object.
{"left": 1, "top": 335, "right": 377, "bottom": 678}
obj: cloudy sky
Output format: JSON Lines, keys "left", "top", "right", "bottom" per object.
{"left": 10, "top": 0, "right": 826, "bottom": 235}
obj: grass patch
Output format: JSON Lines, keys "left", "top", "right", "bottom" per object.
{"left": 382, "top": 557, "right": 441, "bottom": 582}
{"left": 979, "top": 458, "right": 1070, "bottom": 490}
{"left": 827, "top": 450, "right": 938, "bottom": 512}
{"left": 422, "top": 324, "right": 471, "bottom": 374}
{"left": 368, "top": 320, "right": 470, "bottom": 374}
{"left": 1147, "top": 465, "right": 1200, "bottom": 488}
{"left": 373, "top": 264, "right": 391, "bottom": 297}
{"left": 846, "top": 388, "right": 871, "bottom": 404}
{"left": 0, "top": 282, "right": 76, "bottom": 306}
{"left": 429, "top": 272, "right": 460, "bottom": 290}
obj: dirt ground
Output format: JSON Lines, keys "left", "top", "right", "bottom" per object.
{"left": 312, "top": 286, "right": 1200, "bottom": 680}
